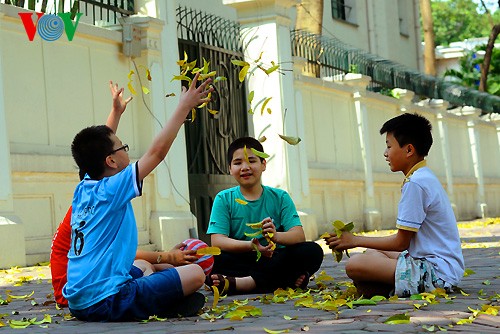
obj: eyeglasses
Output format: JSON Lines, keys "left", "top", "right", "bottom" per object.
{"left": 109, "top": 144, "right": 129, "bottom": 155}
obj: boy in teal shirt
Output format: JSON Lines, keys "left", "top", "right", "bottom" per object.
{"left": 206, "top": 137, "right": 323, "bottom": 294}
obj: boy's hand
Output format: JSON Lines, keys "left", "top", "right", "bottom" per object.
{"left": 163, "top": 242, "right": 198, "bottom": 266}
{"left": 251, "top": 238, "right": 274, "bottom": 258}
{"left": 324, "top": 231, "right": 355, "bottom": 252}
{"left": 178, "top": 73, "right": 213, "bottom": 112}
{"left": 262, "top": 217, "right": 276, "bottom": 241}
{"left": 109, "top": 81, "right": 133, "bottom": 115}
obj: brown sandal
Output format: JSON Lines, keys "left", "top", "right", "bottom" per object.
{"left": 205, "top": 274, "right": 237, "bottom": 296}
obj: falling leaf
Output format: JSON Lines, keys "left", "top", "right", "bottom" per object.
{"left": 208, "top": 109, "right": 219, "bottom": 115}
{"left": 197, "top": 247, "right": 221, "bottom": 256}
{"left": 248, "top": 109, "right": 254, "bottom": 114}
{"left": 258, "top": 136, "right": 267, "bottom": 143}
{"left": 250, "top": 148, "right": 269, "bottom": 159}
{"left": 191, "top": 108, "right": 196, "bottom": 123}
{"left": 199, "top": 71, "right": 217, "bottom": 80}
{"left": 165, "top": 93, "right": 176, "bottom": 97}
{"left": 177, "top": 51, "right": 188, "bottom": 66}
{"left": 278, "top": 135, "right": 301, "bottom": 145}
{"left": 264, "top": 63, "right": 280, "bottom": 75}
{"left": 171, "top": 75, "right": 192, "bottom": 83}
{"left": 236, "top": 198, "right": 248, "bottom": 205}
{"left": 248, "top": 91, "right": 255, "bottom": 104}
{"left": 239, "top": 65, "right": 249, "bottom": 82}
{"left": 260, "top": 97, "right": 272, "bottom": 115}
{"left": 243, "top": 145, "right": 250, "bottom": 163}
{"left": 231, "top": 59, "right": 250, "bottom": 67}
{"left": 214, "top": 76, "right": 227, "bottom": 83}
{"left": 128, "top": 81, "right": 136, "bottom": 95}
{"left": 141, "top": 86, "right": 150, "bottom": 95}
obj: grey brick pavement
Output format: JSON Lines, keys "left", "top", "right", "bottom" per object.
{"left": 1, "top": 221, "right": 499, "bottom": 333}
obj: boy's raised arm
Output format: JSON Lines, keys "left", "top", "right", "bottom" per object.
{"left": 138, "top": 73, "right": 212, "bottom": 181}
{"left": 106, "top": 81, "right": 133, "bottom": 133}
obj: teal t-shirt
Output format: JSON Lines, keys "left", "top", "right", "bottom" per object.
{"left": 207, "top": 185, "right": 302, "bottom": 247}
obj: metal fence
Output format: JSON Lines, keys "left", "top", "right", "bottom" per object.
{"left": 291, "top": 30, "right": 500, "bottom": 113}
{"left": 1, "top": 0, "right": 134, "bottom": 25}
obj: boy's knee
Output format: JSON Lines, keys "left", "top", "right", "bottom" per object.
{"left": 345, "top": 255, "right": 366, "bottom": 280}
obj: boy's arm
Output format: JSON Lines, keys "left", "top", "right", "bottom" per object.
{"left": 211, "top": 233, "right": 275, "bottom": 257}
{"left": 325, "top": 228, "right": 414, "bottom": 252}
{"left": 137, "top": 73, "right": 212, "bottom": 181}
{"left": 106, "top": 81, "right": 133, "bottom": 133}
{"left": 261, "top": 217, "right": 306, "bottom": 246}
{"left": 135, "top": 244, "right": 198, "bottom": 266}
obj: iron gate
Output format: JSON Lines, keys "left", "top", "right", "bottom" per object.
{"left": 177, "top": 7, "right": 248, "bottom": 243}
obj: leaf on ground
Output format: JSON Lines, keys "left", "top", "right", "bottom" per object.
{"left": 384, "top": 313, "right": 410, "bottom": 325}
{"left": 264, "top": 327, "right": 290, "bottom": 333}
{"left": 463, "top": 268, "right": 476, "bottom": 276}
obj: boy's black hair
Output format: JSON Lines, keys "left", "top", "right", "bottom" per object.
{"left": 227, "top": 137, "right": 265, "bottom": 164}
{"left": 379, "top": 113, "right": 433, "bottom": 156}
{"left": 71, "top": 125, "right": 114, "bottom": 180}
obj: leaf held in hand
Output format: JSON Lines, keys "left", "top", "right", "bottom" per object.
{"left": 246, "top": 222, "right": 263, "bottom": 229}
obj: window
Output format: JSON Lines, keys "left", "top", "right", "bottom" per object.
{"left": 331, "top": 0, "right": 356, "bottom": 24}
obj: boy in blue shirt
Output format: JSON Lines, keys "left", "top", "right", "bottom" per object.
{"left": 206, "top": 137, "right": 323, "bottom": 295}
{"left": 325, "top": 113, "right": 464, "bottom": 298}
{"left": 63, "top": 73, "right": 213, "bottom": 321}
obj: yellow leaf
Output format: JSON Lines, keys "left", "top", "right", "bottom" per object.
{"left": 250, "top": 148, "right": 269, "bottom": 159}
{"left": 231, "top": 59, "right": 250, "bottom": 67}
{"left": 239, "top": 65, "right": 249, "bottom": 82}
{"left": 197, "top": 247, "right": 221, "bottom": 256}
{"left": 212, "top": 285, "right": 220, "bottom": 309}
{"left": 127, "top": 82, "right": 136, "bottom": 95}
{"left": 171, "top": 75, "right": 192, "bottom": 84}
{"left": 320, "top": 232, "right": 330, "bottom": 239}
{"left": 278, "top": 135, "right": 301, "bottom": 145}
{"left": 258, "top": 136, "right": 266, "bottom": 143}
{"left": 264, "top": 64, "right": 280, "bottom": 75}
{"left": 7, "top": 291, "right": 34, "bottom": 299}
{"left": 264, "top": 328, "right": 290, "bottom": 333}
{"left": 260, "top": 97, "right": 272, "bottom": 115}
{"left": 141, "top": 86, "right": 150, "bottom": 95}
{"left": 243, "top": 145, "right": 250, "bottom": 163}
{"left": 186, "top": 60, "right": 197, "bottom": 71}
{"left": 244, "top": 230, "right": 263, "bottom": 238}
{"left": 191, "top": 108, "right": 196, "bottom": 123}
{"left": 248, "top": 90, "right": 255, "bottom": 104}
{"left": 248, "top": 108, "right": 254, "bottom": 114}
{"left": 236, "top": 198, "right": 248, "bottom": 205}
{"left": 246, "top": 222, "right": 263, "bottom": 229}
{"left": 208, "top": 109, "right": 219, "bottom": 115}
{"left": 267, "top": 108, "right": 272, "bottom": 114}
{"left": 127, "top": 70, "right": 135, "bottom": 80}
{"left": 177, "top": 51, "right": 188, "bottom": 66}
{"left": 283, "top": 315, "right": 297, "bottom": 320}
{"left": 199, "top": 71, "right": 216, "bottom": 80}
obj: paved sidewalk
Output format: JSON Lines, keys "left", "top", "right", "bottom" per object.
{"left": 1, "top": 220, "right": 499, "bottom": 333}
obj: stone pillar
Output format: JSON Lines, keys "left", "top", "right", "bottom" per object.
{"left": 343, "top": 73, "right": 381, "bottom": 230}
{"left": 0, "top": 10, "right": 26, "bottom": 268}
{"left": 463, "top": 108, "right": 487, "bottom": 218}
{"left": 431, "top": 101, "right": 458, "bottom": 216}
{"left": 224, "top": 0, "right": 318, "bottom": 239}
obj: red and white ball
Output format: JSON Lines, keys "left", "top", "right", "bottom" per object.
{"left": 180, "top": 238, "right": 214, "bottom": 276}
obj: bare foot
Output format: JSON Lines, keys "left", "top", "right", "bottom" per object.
{"left": 295, "top": 274, "right": 306, "bottom": 288}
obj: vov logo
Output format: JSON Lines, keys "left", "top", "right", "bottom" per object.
{"left": 18, "top": 12, "right": 83, "bottom": 42}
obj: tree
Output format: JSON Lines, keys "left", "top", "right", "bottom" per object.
{"left": 478, "top": 0, "right": 500, "bottom": 93}
{"left": 420, "top": 0, "right": 437, "bottom": 76}
{"left": 430, "top": 0, "right": 500, "bottom": 46}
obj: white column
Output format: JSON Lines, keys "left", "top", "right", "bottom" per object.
{"left": 465, "top": 109, "right": 487, "bottom": 218}
{"left": 225, "top": 0, "right": 317, "bottom": 239}
{"left": 431, "top": 101, "right": 457, "bottom": 215}
{"left": 0, "top": 10, "right": 26, "bottom": 268}
{"left": 343, "top": 74, "right": 381, "bottom": 230}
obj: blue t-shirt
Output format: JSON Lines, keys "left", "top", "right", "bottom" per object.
{"left": 63, "top": 162, "right": 142, "bottom": 310}
{"left": 207, "top": 185, "right": 302, "bottom": 248}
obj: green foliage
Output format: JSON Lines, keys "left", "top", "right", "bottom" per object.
{"left": 429, "top": 0, "right": 499, "bottom": 46}
{"left": 443, "top": 46, "right": 500, "bottom": 96}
